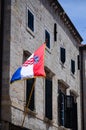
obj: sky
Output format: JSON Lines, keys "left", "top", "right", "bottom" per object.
{"left": 58, "top": 0, "right": 86, "bottom": 44}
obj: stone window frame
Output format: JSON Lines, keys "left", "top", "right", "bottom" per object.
{"left": 45, "top": 29, "right": 50, "bottom": 49}
{"left": 58, "top": 80, "right": 78, "bottom": 129}
{"left": 44, "top": 26, "right": 52, "bottom": 54}
{"left": 60, "top": 47, "right": 66, "bottom": 64}
{"left": 58, "top": 79, "right": 69, "bottom": 128}
{"left": 44, "top": 66, "right": 55, "bottom": 125}
{"left": 71, "top": 59, "right": 75, "bottom": 75}
{"left": 26, "top": 7, "right": 35, "bottom": 37}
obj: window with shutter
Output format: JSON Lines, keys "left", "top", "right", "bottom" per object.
{"left": 45, "top": 78, "right": 52, "bottom": 120}
{"left": 54, "top": 23, "right": 57, "bottom": 41}
{"left": 72, "top": 103, "right": 78, "bottom": 130}
{"left": 28, "top": 9, "right": 34, "bottom": 32}
{"left": 65, "top": 96, "right": 74, "bottom": 128}
{"left": 58, "top": 90, "right": 66, "bottom": 126}
{"left": 77, "top": 55, "right": 80, "bottom": 70}
{"left": 58, "top": 85, "right": 78, "bottom": 129}
{"left": 60, "top": 47, "right": 66, "bottom": 64}
{"left": 23, "top": 51, "right": 35, "bottom": 111}
{"left": 71, "top": 60, "right": 75, "bottom": 74}
{"left": 45, "top": 30, "right": 50, "bottom": 49}
{"left": 65, "top": 95, "right": 78, "bottom": 130}
{"left": 26, "top": 78, "right": 35, "bottom": 111}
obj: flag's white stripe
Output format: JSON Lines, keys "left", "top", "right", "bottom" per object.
{"left": 21, "top": 54, "right": 34, "bottom": 78}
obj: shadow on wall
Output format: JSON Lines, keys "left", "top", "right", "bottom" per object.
{"left": 1, "top": 0, "right": 12, "bottom": 129}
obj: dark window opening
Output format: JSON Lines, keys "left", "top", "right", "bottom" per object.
{"left": 77, "top": 55, "right": 80, "bottom": 70}
{"left": 60, "top": 47, "right": 66, "bottom": 64}
{"left": 54, "top": 23, "right": 57, "bottom": 41}
{"left": 58, "top": 90, "right": 66, "bottom": 126}
{"left": 28, "top": 9, "right": 34, "bottom": 32}
{"left": 26, "top": 78, "right": 35, "bottom": 111}
{"left": 71, "top": 60, "right": 75, "bottom": 74}
{"left": 45, "top": 78, "right": 52, "bottom": 120}
{"left": 65, "top": 96, "right": 74, "bottom": 128}
{"left": 58, "top": 89, "right": 78, "bottom": 130}
{"left": 45, "top": 30, "right": 50, "bottom": 49}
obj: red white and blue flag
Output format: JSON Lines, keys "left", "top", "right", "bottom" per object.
{"left": 10, "top": 43, "right": 46, "bottom": 83}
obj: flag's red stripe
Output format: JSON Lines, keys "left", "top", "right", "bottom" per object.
{"left": 33, "top": 43, "right": 46, "bottom": 77}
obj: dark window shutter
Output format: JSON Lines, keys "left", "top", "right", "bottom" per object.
{"left": 26, "top": 78, "right": 34, "bottom": 111}
{"left": 71, "top": 60, "right": 75, "bottom": 74}
{"left": 77, "top": 55, "right": 80, "bottom": 70}
{"left": 28, "top": 10, "right": 34, "bottom": 32}
{"left": 45, "top": 78, "right": 52, "bottom": 120}
{"left": 54, "top": 23, "right": 57, "bottom": 41}
{"left": 60, "top": 47, "right": 66, "bottom": 64}
{"left": 58, "top": 90, "right": 62, "bottom": 125}
{"left": 45, "top": 30, "right": 50, "bottom": 49}
{"left": 66, "top": 96, "right": 74, "bottom": 109}
{"left": 58, "top": 91, "right": 66, "bottom": 126}
{"left": 72, "top": 103, "right": 78, "bottom": 130}
{"left": 65, "top": 96, "right": 74, "bottom": 128}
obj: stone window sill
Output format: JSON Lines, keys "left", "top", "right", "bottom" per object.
{"left": 58, "top": 126, "right": 71, "bottom": 130}
{"left": 44, "top": 117, "right": 54, "bottom": 125}
{"left": 26, "top": 27, "right": 35, "bottom": 38}
{"left": 24, "top": 107, "right": 37, "bottom": 117}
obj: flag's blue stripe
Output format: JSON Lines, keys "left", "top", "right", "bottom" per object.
{"left": 10, "top": 67, "right": 22, "bottom": 83}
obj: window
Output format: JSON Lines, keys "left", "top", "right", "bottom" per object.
{"left": 58, "top": 89, "right": 66, "bottom": 126}
{"left": 66, "top": 95, "right": 78, "bottom": 130}
{"left": 45, "top": 78, "right": 52, "bottom": 120}
{"left": 72, "top": 102, "right": 78, "bottom": 130}
{"left": 28, "top": 9, "right": 34, "bottom": 32}
{"left": 70, "top": 92, "right": 78, "bottom": 130}
{"left": 54, "top": 23, "right": 57, "bottom": 41}
{"left": 65, "top": 95, "right": 74, "bottom": 128}
{"left": 60, "top": 47, "right": 66, "bottom": 64}
{"left": 71, "top": 60, "right": 75, "bottom": 74}
{"left": 26, "top": 78, "right": 35, "bottom": 111}
{"left": 58, "top": 88, "right": 78, "bottom": 130}
{"left": 45, "top": 30, "right": 50, "bottom": 49}
{"left": 77, "top": 55, "right": 80, "bottom": 70}
{"left": 23, "top": 51, "right": 35, "bottom": 111}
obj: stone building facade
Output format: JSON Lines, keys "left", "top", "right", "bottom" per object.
{"left": 0, "top": 0, "right": 84, "bottom": 130}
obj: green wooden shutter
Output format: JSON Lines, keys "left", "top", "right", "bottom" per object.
{"left": 45, "top": 78, "right": 52, "bottom": 120}
{"left": 58, "top": 91, "right": 66, "bottom": 126}
{"left": 72, "top": 103, "right": 78, "bottom": 130}
{"left": 58, "top": 90, "right": 62, "bottom": 125}
{"left": 65, "top": 96, "right": 74, "bottom": 128}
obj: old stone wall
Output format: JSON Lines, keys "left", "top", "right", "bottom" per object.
{"left": 2, "top": 0, "right": 82, "bottom": 130}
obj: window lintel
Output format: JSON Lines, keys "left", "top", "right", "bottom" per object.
{"left": 45, "top": 66, "right": 55, "bottom": 79}
{"left": 58, "top": 79, "right": 70, "bottom": 89}
{"left": 70, "top": 89, "right": 79, "bottom": 97}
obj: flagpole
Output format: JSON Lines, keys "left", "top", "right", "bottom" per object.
{"left": 22, "top": 78, "right": 36, "bottom": 127}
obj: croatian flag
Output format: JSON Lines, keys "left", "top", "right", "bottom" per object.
{"left": 10, "top": 43, "right": 46, "bottom": 83}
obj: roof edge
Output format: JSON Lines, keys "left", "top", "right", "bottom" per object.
{"left": 49, "top": 0, "right": 83, "bottom": 43}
